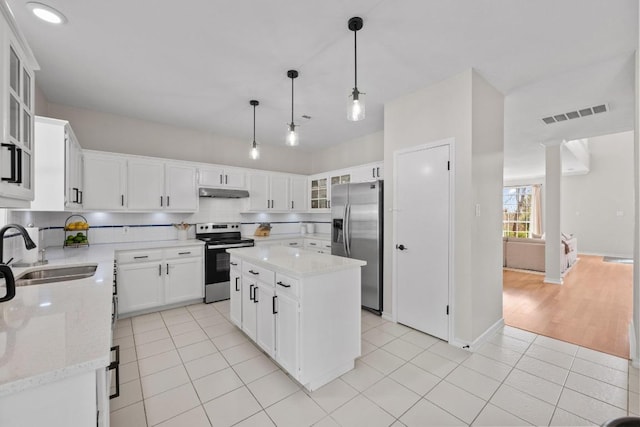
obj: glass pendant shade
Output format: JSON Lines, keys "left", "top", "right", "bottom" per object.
{"left": 286, "top": 123, "right": 299, "bottom": 147}
{"left": 348, "top": 89, "right": 365, "bottom": 121}
{"left": 250, "top": 141, "right": 260, "bottom": 160}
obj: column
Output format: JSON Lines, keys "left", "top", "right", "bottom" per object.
{"left": 543, "top": 140, "right": 563, "bottom": 285}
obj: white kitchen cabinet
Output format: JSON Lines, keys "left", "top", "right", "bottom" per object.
{"left": 128, "top": 158, "right": 197, "bottom": 211}
{"left": 241, "top": 275, "right": 257, "bottom": 340}
{"left": 350, "top": 162, "right": 383, "bottom": 182}
{"left": 31, "top": 117, "right": 85, "bottom": 210}
{"left": 199, "top": 166, "right": 245, "bottom": 189}
{"left": 304, "top": 238, "right": 331, "bottom": 254}
{"left": 290, "top": 176, "right": 307, "bottom": 211}
{"left": 309, "top": 172, "right": 349, "bottom": 211}
{"left": 248, "top": 172, "right": 289, "bottom": 211}
{"left": 0, "top": 11, "right": 38, "bottom": 208}
{"left": 256, "top": 283, "right": 276, "bottom": 357}
{"left": 116, "top": 245, "right": 204, "bottom": 316}
{"left": 83, "top": 151, "right": 128, "bottom": 210}
{"left": 229, "top": 259, "right": 242, "bottom": 327}
{"left": 274, "top": 291, "right": 299, "bottom": 374}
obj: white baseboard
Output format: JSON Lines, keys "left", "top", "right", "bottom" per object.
{"left": 543, "top": 277, "right": 563, "bottom": 285}
{"left": 448, "top": 318, "right": 505, "bottom": 351}
{"left": 381, "top": 311, "right": 393, "bottom": 322}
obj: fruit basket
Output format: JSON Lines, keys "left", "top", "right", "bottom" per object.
{"left": 63, "top": 214, "right": 90, "bottom": 248}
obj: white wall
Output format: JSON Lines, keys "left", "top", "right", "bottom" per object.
{"left": 561, "top": 131, "right": 634, "bottom": 258}
{"left": 45, "top": 103, "right": 313, "bottom": 175}
{"left": 384, "top": 69, "right": 504, "bottom": 344}
{"left": 310, "top": 131, "right": 383, "bottom": 174}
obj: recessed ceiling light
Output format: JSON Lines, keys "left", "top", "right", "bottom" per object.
{"left": 27, "top": 2, "right": 67, "bottom": 24}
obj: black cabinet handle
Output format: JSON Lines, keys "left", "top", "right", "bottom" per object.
{"left": 249, "top": 284, "right": 254, "bottom": 301}
{"left": 291, "top": 201, "right": 294, "bottom": 209}
{"left": 277, "top": 281, "right": 291, "bottom": 288}
{"left": 79, "top": 190, "right": 83, "bottom": 204}
{"left": 230, "top": 261, "right": 238, "bottom": 266}
{"left": 220, "top": 174, "right": 223, "bottom": 184}
{"left": 121, "top": 195, "right": 124, "bottom": 206}
{"left": 134, "top": 255, "right": 148, "bottom": 259}
{"left": 166, "top": 263, "right": 169, "bottom": 275}
{"left": 158, "top": 264, "right": 162, "bottom": 276}
{"left": 14, "top": 148, "right": 21, "bottom": 184}
{"left": 309, "top": 242, "right": 317, "bottom": 246}
{"left": 376, "top": 167, "right": 380, "bottom": 177}
{"left": 108, "top": 345, "right": 120, "bottom": 399}
{"left": 372, "top": 168, "right": 375, "bottom": 178}
{"left": 249, "top": 270, "right": 259, "bottom": 275}
{"left": 160, "top": 196, "right": 163, "bottom": 207}
{"left": 73, "top": 187, "right": 79, "bottom": 203}
{"left": 235, "top": 277, "right": 239, "bottom": 292}
{"left": 167, "top": 196, "right": 170, "bottom": 207}
{"left": 225, "top": 175, "right": 228, "bottom": 184}
{"left": 178, "top": 251, "right": 191, "bottom": 255}
{"left": 253, "top": 287, "right": 258, "bottom": 303}
{"left": 272, "top": 295, "right": 278, "bottom": 314}
{"left": 1, "top": 143, "right": 16, "bottom": 183}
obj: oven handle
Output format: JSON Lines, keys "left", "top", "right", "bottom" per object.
{"left": 207, "top": 243, "right": 254, "bottom": 250}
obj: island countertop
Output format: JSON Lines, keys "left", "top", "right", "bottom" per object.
{"left": 227, "top": 245, "right": 366, "bottom": 277}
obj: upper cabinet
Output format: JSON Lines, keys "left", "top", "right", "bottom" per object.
{"left": 0, "top": 7, "right": 38, "bottom": 207}
{"left": 31, "top": 117, "right": 84, "bottom": 211}
{"left": 351, "top": 162, "right": 383, "bottom": 182}
{"left": 83, "top": 151, "right": 127, "bottom": 210}
{"left": 290, "top": 176, "right": 307, "bottom": 212}
{"left": 308, "top": 162, "right": 383, "bottom": 211}
{"left": 199, "top": 166, "right": 245, "bottom": 189}
{"left": 247, "top": 172, "right": 306, "bottom": 212}
{"left": 84, "top": 151, "right": 197, "bottom": 212}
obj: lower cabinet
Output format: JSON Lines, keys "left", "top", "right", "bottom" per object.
{"left": 274, "top": 291, "right": 299, "bottom": 374}
{"left": 117, "top": 245, "right": 204, "bottom": 316}
{"left": 229, "top": 264, "right": 242, "bottom": 326}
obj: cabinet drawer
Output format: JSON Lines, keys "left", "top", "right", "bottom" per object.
{"left": 229, "top": 256, "right": 241, "bottom": 269}
{"left": 164, "top": 245, "right": 203, "bottom": 259}
{"left": 116, "top": 249, "right": 163, "bottom": 264}
{"left": 242, "top": 262, "right": 275, "bottom": 284}
{"left": 275, "top": 273, "right": 299, "bottom": 298}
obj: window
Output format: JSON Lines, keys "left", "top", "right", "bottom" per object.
{"left": 503, "top": 186, "right": 533, "bottom": 238}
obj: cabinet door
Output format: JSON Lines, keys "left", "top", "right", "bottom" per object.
{"left": 269, "top": 176, "right": 289, "bottom": 211}
{"left": 290, "top": 177, "right": 307, "bottom": 211}
{"left": 198, "top": 167, "right": 225, "bottom": 187}
{"left": 275, "top": 292, "right": 299, "bottom": 375}
{"left": 229, "top": 267, "right": 242, "bottom": 327}
{"left": 65, "top": 132, "right": 83, "bottom": 207}
{"left": 256, "top": 283, "right": 275, "bottom": 357}
{"left": 224, "top": 170, "right": 245, "bottom": 189}
{"left": 248, "top": 172, "right": 269, "bottom": 211}
{"left": 83, "top": 153, "right": 127, "bottom": 210}
{"left": 118, "top": 262, "right": 164, "bottom": 314}
{"left": 241, "top": 276, "right": 257, "bottom": 340}
{"left": 165, "top": 164, "right": 197, "bottom": 211}
{"left": 309, "top": 176, "right": 328, "bottom": 210}
{"left": 128, "top": 159, "right": 164, "bottom": 210}
{"left": 165, "top": 257, "right": 204, "bottom": 304}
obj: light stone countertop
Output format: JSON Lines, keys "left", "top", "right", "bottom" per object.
{"left": 227, "top": 245, "right": 365, "bottom": 277}
{"left": 0, "top": 239, "right": 204, "bottom": 397}
{"left": 248, "top": 233, "right": 331, "bottom": 243}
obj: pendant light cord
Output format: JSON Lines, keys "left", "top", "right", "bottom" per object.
{"left": 291, "top": 76, "right": 295, "bottom": 125}
{"left": 354, "top": 29, "right": 358, "bottom": 89}
{"left": 253, "top": 104, "right": 256, "bottom": 142}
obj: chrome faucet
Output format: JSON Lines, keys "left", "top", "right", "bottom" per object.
{"left": 0, "top": 224, "right": 37, "bottom": 264}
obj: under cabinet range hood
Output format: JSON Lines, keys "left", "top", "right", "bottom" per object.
{"left": 198, "top": 187, "right": 250, "bottom": 198}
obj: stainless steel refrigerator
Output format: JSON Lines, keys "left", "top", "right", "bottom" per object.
{"left": 331, "top": 181, "right": 383, "bottom": 314}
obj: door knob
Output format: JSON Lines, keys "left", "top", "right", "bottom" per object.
{"left": 396, "top": 244, "right": 407, "bottom": 251}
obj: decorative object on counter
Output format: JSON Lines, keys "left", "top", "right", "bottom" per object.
{"left": 306, "top": 223, "right": 315, "bottom": 234}
{"left": 63, "top": 214, "right": 89, "bottom": 247}
{"left": 249, "top": 100, "right": 260, "bottom": 160}
{"left": 300, "top": 223, "right": 306, "bottom": 235}
{"left": 286, "top": 69, "right": 299, "bottom": 147}
{"left": 172, "top": 221, "right": 191, "bottom": 240}
{"left": 254, "top": 223, "right": 271, "bottom": 237}
{"left": 347, "top": 16, "right": 365, "bottom": 121}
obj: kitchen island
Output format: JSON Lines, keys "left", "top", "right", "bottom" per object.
{"left": 227, "top": 245, "right": 366, "bottom": 391}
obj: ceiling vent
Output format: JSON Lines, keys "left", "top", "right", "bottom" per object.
{"left": 542, "top": 103, "right": 608, "bottom": 125}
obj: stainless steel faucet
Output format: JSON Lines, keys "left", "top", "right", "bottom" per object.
{"left": 0, "top": 224, "right": 37, "bottom": 264}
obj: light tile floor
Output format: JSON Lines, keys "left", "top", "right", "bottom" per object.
{"left": 110, "top": 302, "right": 639, "bottom": 427}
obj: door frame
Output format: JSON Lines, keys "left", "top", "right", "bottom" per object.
{"left": 392, "top": 137, "right": 455, "bottom": 343}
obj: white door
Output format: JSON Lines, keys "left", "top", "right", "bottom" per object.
{"left": 256, "top": 284, "right": 275, "bottom": 357}
{"left": 241, "top": 276, "right": 257, "bottom": 340}
{"left": 128, "top": 159, "right": 165, "bottom": 210}
{"left": 395, "top": 143, "right": 450, "bottom": 340}
{"left": 275, "top": 292, "right": 298, "bottom": 374}
{"left": 269, "top": 176, "right": 289, "bottom": 210}
{"left": 290, "top": 177, "right": 307, "bottom": 211}
{"left": 165, "top": 164, "right": 197, "bottom": 211}
{"left": 118, "top": 262, "right": 164, "bottom": 314}
{"left": 229, "top": 267, "right": 242, "bottom": 327}
{"left": 165, "top": 257, "right": 203, "bottom": 304}
{"left": 83, "top": 153, "right": 127, "bottom": 210}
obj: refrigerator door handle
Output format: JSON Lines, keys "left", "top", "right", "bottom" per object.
{"left": 345, "top": 203, "right": 352, "bottom": 257}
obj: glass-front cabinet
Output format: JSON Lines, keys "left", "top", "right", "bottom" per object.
{"left": 309, "top": 173, "right": 350, "bottom": 211}
{"left": 0, "top": 9, "right": 38, "bottom": 206}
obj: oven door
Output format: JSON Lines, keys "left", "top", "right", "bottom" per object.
{"left": 205, "top": 247, "right": 231, "bottom": 285}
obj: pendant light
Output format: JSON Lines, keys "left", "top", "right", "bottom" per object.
{"left": 347, "top": 16, "right": 365, "bottom": 121}
{"left": 286, "top": 69, "right": 299, "bottom": 146}
{"left": 249, "top": 100, "right": 260, "bottom": 160}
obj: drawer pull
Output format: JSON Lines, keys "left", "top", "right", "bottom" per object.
{"left": 249, "top": 270, "right": 259, "bottom": 275}
{"left": 277, "top": 281, "right": 291, "bottom": 288}
{"left": 309, "top": 242, "right": 317, "bottom": 246}
{"left": 230, "top": 261, "right": 238, "bottom": 266}
{"left": 133, "top": 255, "right": 148, "bottom": 259}
{"left": 272, "top": 295, "right": 278, "bottom": 314}
{"left": 249, "top": 284, "right": 254, "bottom": 301}
{"left": 178, "top": 251, "right": 191, "bottom": 255}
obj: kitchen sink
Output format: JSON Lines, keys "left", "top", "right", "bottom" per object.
{"left": 15, "top": 264, "right": 98, "bottom": 286}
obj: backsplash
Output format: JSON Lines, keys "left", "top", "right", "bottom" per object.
{"left": 4, "top": 198, "right": 331, "bottom": 263}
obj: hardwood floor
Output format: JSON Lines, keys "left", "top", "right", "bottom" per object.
{"left": 503, "top": 255, "right": 633, "bottom": 358}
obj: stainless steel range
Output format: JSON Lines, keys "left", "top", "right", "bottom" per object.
{"left": 196, "top": 222, "right": 254, "bottom": 303}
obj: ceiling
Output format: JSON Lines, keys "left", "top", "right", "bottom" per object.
{"left": 6, "top": 0, "right": 638, "bottom": 179}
